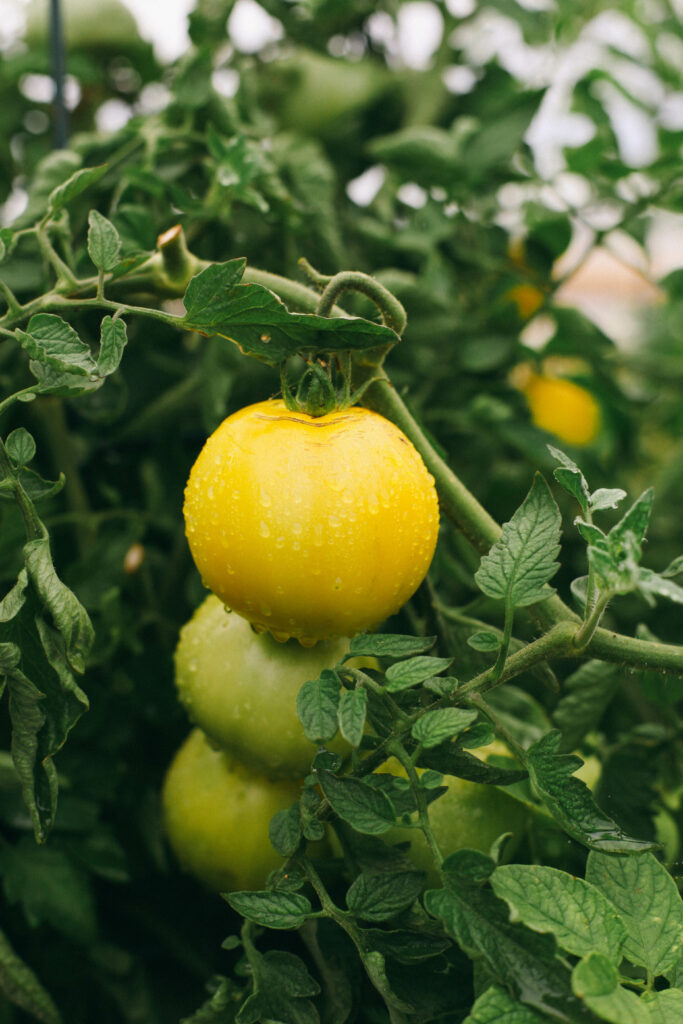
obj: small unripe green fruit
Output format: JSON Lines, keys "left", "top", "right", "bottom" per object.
{"left": 174, "top": 595, "right": 374, "bottom": 779}
{"left": 162, "top": 728, "right": 301, "bottom": 892}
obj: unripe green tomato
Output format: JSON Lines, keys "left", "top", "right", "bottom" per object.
{"left": 259, "top": 49, "right": 391, "bottom": 136}
{"left": 380, "top": 744, "right": 528, "bottom": 882}
{"left": 174, "top": 595, "right": 374, "bottom": 779}
{"left": 26, "top": 0, "right": 141, "bottom": 51}
{"left": 162, "top": 728, "right": 301, "bottom": 892}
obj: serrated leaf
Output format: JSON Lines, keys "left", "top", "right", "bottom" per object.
{"left": 411, "top": 708, "right": 478, "bottom": 748}
{"left": 24, "top": 535, "right": 94, "bottom": 674}
{"left": 552, "top": 660, "right": 620, "bottom": 752}
{"left": 46, "top": 165, "right": 107, "bottom": 216}
{"left": 548, "top": 445, "right": 590, "bottom": 516}
{"left": 87, "top": 209, "right": 121, "bottom": 271}
{"left": 346, "top": 870, "right": 425, "bottom": 921}
{"left": 5, "top": 429, "right": 36, "bottom": 467}
{"left": 474, "top": 474, "right": 561, "bottom": 609}
{"left": 338, "top": 688, "right": 367, "bottom": 747}
{"left": 637, "top": 569, "right": 683, "bottom": 606}
{"left": 467, "top": 630, "right": 502, "bottom": 652}
{"left": 345, "top": 634, "right": 436, "bottom": 660}
{"left": 97, "top": 316, "right": 128, "bottom": 376}
{"left": 526, "top": 732, "right": 654, "bottom": 853}
{"left": 590, "top": 488, "right": 627, "bottom": 513}
{"left": 182, "top": 261, "right": 398, "bottom": 365}
{"left": 463, "top": 984, "right": 549, "bottom": 1023}
{"left": 384, "top": 656, "right": 453, "bottom": 692}
{"left": 575, "top": 519, "right": 606, "bottom": 546}
{"left": 571, "top": 953, "right": 649, "bottom": 1024}
{"left": 269, "top": 805, "right": 302, "bottom": 858}
{"left": 0, "top": 926, "right": 61, "bottom": 1024}
{"left": 225, "top": 891, "right": 313, "bottom": 930}
{"left": 27, "top": 360, "right": 103, "bottom": 398}
{"left": 611, "top": 489, "right": 653, "bottom": 551}
{"left": 297, "top": 671, "right": 340, "bottom": 743}
{"left": 18, "top": 316, "right": 97, "bottom": 377}
{"left": 641, "top": 989, "right": 683, "bottom": 1023}
{"left": 586, "top": 851, "right": 683, "bottom": 977}
{"left": 491, "top": 864, "right": 627, "bottom": 963}
{"left": 662, "top": 555, "right": 683, "bottom": 579}
{"left": 317, "top": 771, "right": 395, "bottom": 835}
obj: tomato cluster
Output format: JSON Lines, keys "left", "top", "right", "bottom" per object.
{"left": 163, "top": 398, "right": 440, "bottom": 891}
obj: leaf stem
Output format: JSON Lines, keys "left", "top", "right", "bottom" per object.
{"left": 387, "top": 738, "right": 444, "bottom": 868}
{"left": 573, "top": 591, "right": 610, "bottom": 652}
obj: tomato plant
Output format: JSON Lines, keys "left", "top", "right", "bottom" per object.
{"left": 1, "top": 1, "right": 683, "bottom": 1022}
{"left": 183, "top": 399, "right": 439, "bottom": 643}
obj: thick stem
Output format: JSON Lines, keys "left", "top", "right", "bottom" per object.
{"left": 456, "top": 622, "right": 578, "bottom": 701}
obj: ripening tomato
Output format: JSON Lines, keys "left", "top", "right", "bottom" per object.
{"left": 183, "top": 400, "right": 439, "bottom": 644}
{"left": 522, "top": 373, "right": 601, "bottom": 447}
{"left": 162, "top": 729, "right": 301, "bottom": 892}
{"left": 174, "top": 594, "right": 375, "bottom": 779}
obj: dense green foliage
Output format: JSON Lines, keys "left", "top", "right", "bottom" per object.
{"left": 0, "top": 0, "right": 682, "bottom": 1021}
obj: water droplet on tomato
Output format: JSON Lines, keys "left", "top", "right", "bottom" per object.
{"left": 259, "top": 521, "right": 270, "bottom": 538}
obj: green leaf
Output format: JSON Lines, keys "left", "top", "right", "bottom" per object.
{"left": 317, "top": 771, "right": 395, "bottom": 835}
{"left": 46, "top": 165, "right": 108, "bottom": 217}
{"left": 384, "top": 656, "right": 453, "bottom": 692}
{"left": 18, "top": 315, "right": 97, "bottom": 377}
{"left": 611, "top": 489, "right": 653, "bottom": 552}
{"left": 297, "top": 671, "right": 340, "bottom": 743}
{"left": 87, "top": 210, "right": 121, "bottom": 272}
{"left": 24, "top": 534, "right": 94, "bottom": 674}
{"left": 420, "top": 744, "right": 527, "bottom": 786}
{"left": 575, "top": 519, "right": 606, "bottom": 546}
{"left": 641, "top": 989, "right": 683, "bottom": 1023}
{"left": 637, "top": 569, "right": 683, "bottom": 606}
{"left": 590, "top": 489, "right": 627, "bottom": 513}
{"left": 526, "top": 732, "right": 654, "bottom": 853}
{"left": 0, "top": 838, "right": 96, "bottom": 944}
{"left": 225, "top": 890, "right": 313, "bottom": 930}
{"left": 586, "top": 851, "right": 683, "bottom": 977}
{"left": 463, "top": 984, "right": 549, "bottom": 1023}
{"left": 571, "top": 953, "right": 650, "bottom": 1024}
{"left": 662, "top": 555, "right": 683, "bottom": 579}
{"left": 467, "top": 630, "right": 502, "bottom": 652}
{"left": 425, "top": 884, "right": 593, "bottom": 1022}
{"left": 97, "top": 316, "right": 128, "bottom": 376}
{"left": 474, "top": 474, "right": 561, "bottom": 608}
{"left": 0, "top": 926, "right": 61, "bottom": 1024}
{"left": 338, "top": 687, "right": 367, "bottom": 747}
{"left": 346, "top": 870, "right": 425, "bottom": 921}
{"left": 345, "top": 633, "right": 436, "bottom": 660}
{"left": 5, "top": 428, "right": 36, "bottom": 467}
{"left": 411, "top": 708, "right": 478, "bottom": 749}
{"left": 27, "top": 361, "right": 103, "bottom": 398}
{"left": 269, "top": 805, "right": 302, "bottom": 858}
{"left": 182, "top": 261, "right": 397, "bottom": 365}
{"left": 491, "top": 864, "right": 627, "bottom": 963}
{"left": 360, "top": 927, "right": 450, "bottom": 964}
{"left": 552, "top": 661, "right": 620, "bottom": 752}
{"left": 548, "top": 446, "right": 590, "bottom": 516}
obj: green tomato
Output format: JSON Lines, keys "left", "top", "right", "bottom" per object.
{"left": 26, "top": 0, "right": 142, "bottom": 51}
{"left": 162, "top": 728, "right": 301, "bottom": 892}
{"left": 174, "top": 595, "right": 374, "bottom": 779}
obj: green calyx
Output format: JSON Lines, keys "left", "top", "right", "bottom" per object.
{"left": 281, "top": 358, "right": 378, "bottom": 418}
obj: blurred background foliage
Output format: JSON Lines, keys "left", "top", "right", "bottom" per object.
{"left": 0, "top": 0, "right": 682, "bottom": 1020}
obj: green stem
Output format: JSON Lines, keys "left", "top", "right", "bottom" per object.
{"left": 299, "top": 258, "right": 406, "bottom": 336}
{"left": 387, "top": 739, "right": 443, "bottom": 868}
{"left": 489, "top": 597, "right": 514, "bottom": 683}
{"left": 0, "top": 439, "right": 43, "bottom": 542}
{"left": 0, "top": 278, "right": 21, "bottom": 315}
{"left": 573, "top": 591, "right": 610, "bottom": 651}
{"left": 36, "top": 228, "right": 78, "bottom": 289}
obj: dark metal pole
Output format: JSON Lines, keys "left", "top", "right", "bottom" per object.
{"left": 49, "top": 0, "right": 69, "bottom": 148}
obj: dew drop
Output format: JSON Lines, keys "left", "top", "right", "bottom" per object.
{"left": 259, "top": 521, "right": 271, "bottom": 538}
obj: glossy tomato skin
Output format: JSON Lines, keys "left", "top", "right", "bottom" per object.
{"left": 174, "top": 595, "right": 375, "bottom": 779}
{"left": 183, "top": 400, "right": 439, "bottom": 643}
{"left": 162, "top": 729, "right": 301, "bottom": 892}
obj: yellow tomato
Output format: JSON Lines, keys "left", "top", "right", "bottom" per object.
{"left": 522, "top": 374, "right": 601, "bottom": 447}
{"left": 183, "top": 400, "right": 439, "bottom": 644}
{"left": 162, "top": 729, "right": 301, "bottom": 892}
{"left": 174, "top": 594, "right": 375, "bottom": 779}
{"left": 506, "top": 283, "right": 545, "bottom": 320}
